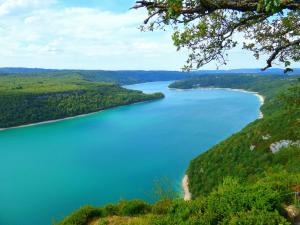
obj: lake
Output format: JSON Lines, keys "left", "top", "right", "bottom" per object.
{"left": 0, "top": 81, "right": 261, "bottom": 225}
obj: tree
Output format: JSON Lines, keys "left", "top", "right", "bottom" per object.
{"left": 133, "top": 0, "right": 300, "bottom": 72}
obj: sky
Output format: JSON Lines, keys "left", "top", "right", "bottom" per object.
{"left": 0, "top": 0, "right": 298, "bottom": 70}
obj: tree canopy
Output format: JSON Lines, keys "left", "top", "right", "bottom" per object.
{"left": 133, "top": 0, "right": 300, "bottom": 72}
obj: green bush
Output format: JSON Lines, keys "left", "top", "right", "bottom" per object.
{"left": 205, "top": 177, "right": 283, "bottom": 223}
{"left": 152, "top": 199, "right": 172, "bottom": 215}
{"left": 102, "top": 204, "right": 120, "bottom": 217}
{"left": 118, "top": 200, "right": 151, "bottom": 216}
{"left": 227, "top": 210, "right": 291, "bottom": 225}
{"left": 57, "top": 206, "right": 102, "bottom": 225}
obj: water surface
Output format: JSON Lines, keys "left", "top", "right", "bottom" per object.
{"left": 0, "top": 81, "right": 261, "bottom": 225}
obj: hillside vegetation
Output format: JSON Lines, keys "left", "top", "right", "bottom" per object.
{"left": 0, "top": 73, "right": 163, "bottom": 128}
{"left": 170, "top": 75, "right": 300, "bottom": 196}
{"left": 57, "top": 172, "right": 299, "bottom": 225}
{"left": 58, "top": 74, "right": 300, "bottom": 225}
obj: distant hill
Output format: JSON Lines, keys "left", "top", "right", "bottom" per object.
{"left": 0, "top": 67, "right": 60, "bottom": 73}
{"left": 0, "top": 68, "right": 193, "bottom": 85}
{"left": 1, "top": 67, "right": 299, "bottom": 85}
{"left": 193, "top": 68, "right": 300, "bottom": 75}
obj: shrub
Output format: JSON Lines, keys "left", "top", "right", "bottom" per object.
{"left": 152, "top": 199, "right": 172, "bottom": 215}
{"left": 227, "top": 210, "right": 291, "bottom": 225}
{"left": 206, "top": 177, "right": 282, "bottom": 221}
{"left": 118, "top": 200, "right": 151, "bottom": 216}
{"left": 103, "top": 204, "right": 120, "bottom": 217}
{"left": 57, "top": 206, "right": 102, "bottom": 225}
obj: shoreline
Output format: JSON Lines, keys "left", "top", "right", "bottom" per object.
{"left": 254, "top": 93, "right": 265, "bottom": 119}
{"left": 174, "top": 86, "right": 265, "bottom": 201}
{"left": 0, "top": 111, "right": 101, "bottom": 132}
{"left": 0, "top": 100, "right": 156, "bottom": 132}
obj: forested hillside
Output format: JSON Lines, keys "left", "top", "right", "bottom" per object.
{"left": 58, "top": 74, "right": 300, "bottom": 225}
{"left": 171, "top": 75, "right": 300, "bottom": 196}
{"left": 0, "top": 73, "right": 163, "bottom": 128}
{"left": 2, "top": 68, "right": 300, "bottom": 85}
{"left": 0, "top": 69, "right": 193, "bottom": 85}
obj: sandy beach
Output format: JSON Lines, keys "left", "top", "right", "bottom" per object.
{"left": 182, "top": 175, "right": 192, "bottom": 201}
{"left": 254, "top": 93, "right": 265, "bottom": 118}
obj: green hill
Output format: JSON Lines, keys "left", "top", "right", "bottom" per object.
{"left": 0, "top": 69, "right": 194, "bottom": 85}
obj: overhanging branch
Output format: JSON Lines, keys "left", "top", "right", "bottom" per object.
{"left": 133, "top": 0, "right": 300, "bottom": 17}
{"left": 262, "top": 38, "right": 300, "bottom": 70}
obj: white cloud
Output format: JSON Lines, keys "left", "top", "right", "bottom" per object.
{"left": 0, "top": 0, "right": 297, "bottom": 70}
{"left": 0, "top": 1, "right": 188, "bottom": 70}
{"left": 0, "top": 0, "right": 55, "bottom": 16}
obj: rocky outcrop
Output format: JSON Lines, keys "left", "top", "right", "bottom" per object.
{"left": 270, "top": 140, "right": 300, "bottom": 153}
{"left": 285, "top": 205, "right": 300, "bottom": 225}
{"left": 250, "top": 145, "right": 256, "bottom": 151}
{"left": 262, "top": 134, "right": 271, "bottom": 140}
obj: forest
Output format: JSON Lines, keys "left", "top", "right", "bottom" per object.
{"left": 0, "top": 73, "right": 164, "bottom": 128}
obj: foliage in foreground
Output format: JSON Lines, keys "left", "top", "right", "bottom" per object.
{"left": 57, "top": 172, "right": 298, "bottom": 225}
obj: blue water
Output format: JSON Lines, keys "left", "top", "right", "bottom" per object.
{"left": 0, "top": 81, "right": 260, "bottom": 225}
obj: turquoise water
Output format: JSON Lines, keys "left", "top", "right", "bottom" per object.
{"left": 0, "top": 81, "right": 261, "bottom": 225}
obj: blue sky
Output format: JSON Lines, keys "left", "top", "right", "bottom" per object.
{"left": 0, "top": 0, "right": 298, "bottom": 70}
{"left": 60, "top": 0, "right": 133, "bottom": 11}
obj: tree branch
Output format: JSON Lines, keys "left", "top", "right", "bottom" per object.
{"left": 133, "top": 0, "right": 300, "bottom": 17}
{"left": 133, "top": 1, "right": 300, "bottom": 71}
{"left": 262, "top": 38, "right": 300, "bottom": 70}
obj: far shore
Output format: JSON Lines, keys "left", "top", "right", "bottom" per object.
{"left": 170, "top": 86, "right": 265, "bottom": 119}
{"left": 0, "top": 99, "right": 157, "bottom": 132}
